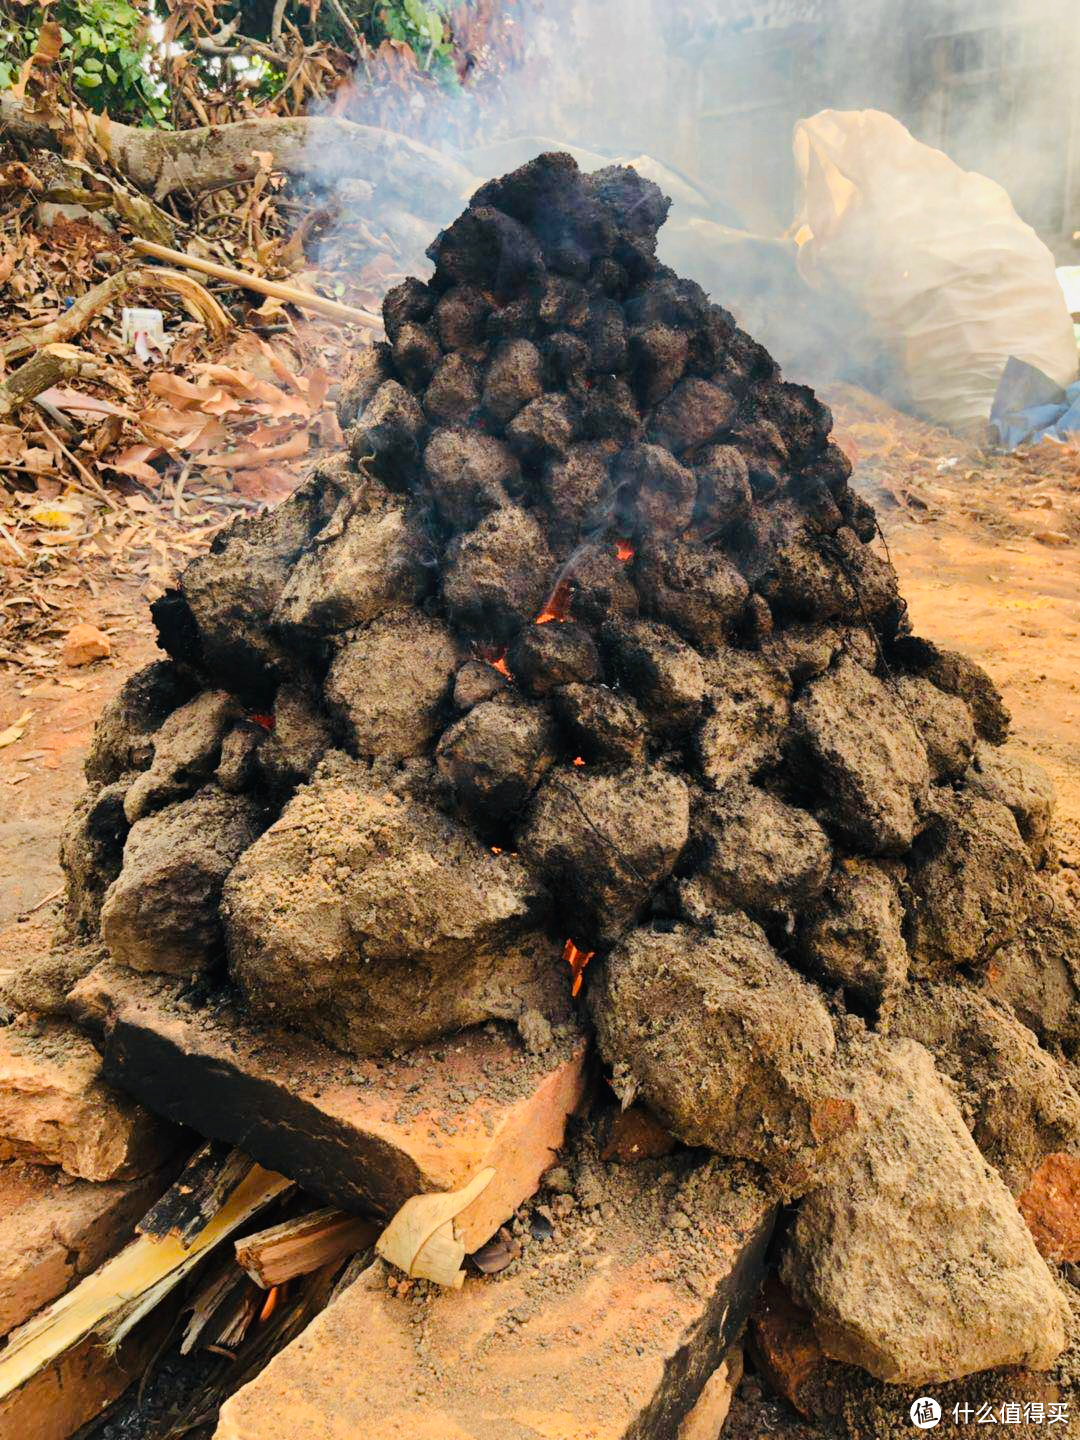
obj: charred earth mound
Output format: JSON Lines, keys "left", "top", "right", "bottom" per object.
{"left": 57, "top": 153, "right": 1080, "bottom": 1390}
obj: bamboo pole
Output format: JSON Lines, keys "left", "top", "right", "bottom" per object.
{"left": 131, "top": 239, "right": 383, "bottom": 330}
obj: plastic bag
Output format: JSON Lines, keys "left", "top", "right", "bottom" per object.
{"left": 792, "top": 109, "right": 1078, "bottom": 435}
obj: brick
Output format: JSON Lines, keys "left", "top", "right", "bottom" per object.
{"left": 1019, "top": 1152, "right": 1080, "bottom": 1261}
{"left": 0, "top": 1159, "right": 173, "bottom": 1338}
{"left": 748, "top": 1273, "right": 825, "bottom": 1420}
{"left": 70, "top": 963, "right": 590, "bottom": 1249}
{"left": 215, "top": 1151, "right": 775, "bottom": 1440}
{"left": 0, "top": 1019, "right": 178, "bottom": 1182}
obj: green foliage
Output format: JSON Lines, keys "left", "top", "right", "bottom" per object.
{"left": 376, "top": 0, "right": 458, "bottom": 86}
{"left": 0, "top": 0, "right": 168, "bottom": 125}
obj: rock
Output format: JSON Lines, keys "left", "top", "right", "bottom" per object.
{"left": 517, "top": 765, "right": 689, "bottom": 947}
{"left": 0, "top": 945, "right": 99, "bottom": 1020}
{"left": 482, "top": 338, "right": 544, "bottom": 424}
{"left": 452, "top": 659, "right": 509, "bottom": 711}
{"left": 905, "top": 792, "right": 1035, "bottom": 977}
{"left": 551, "top": 683, "right": 647, "bottom": 766}
{"left": 83, "top": 661, "right": 196, "bottom": 788}
{"left": 798, "top": 859, "right": 908, "bottom": 1006}
{"left": 62, "top": 623, "right": 111, "bottom": 667}
{"left": 423, "top": 428, "right": 519, "bottom": 530}
{"left": 348, "top": 379, "right": 425, "bottom": 486}
{"left": 224, "top": 755, "right": 549, "bottom": 1054}
{"left": 214, "top": 724, "right": 262, "bottom": 793}
{"left": 602, "top": 617, "right": 706, "bottom": 732}
{"left": 324, "top": 610, "right": 458, "bottom": 761}
{"left": 443, "top": 508, "right": 556, "bottom": 634}
{"left": 74, "top": 961, "right": 588, "bottom": 1249}
{"left": 257, "top": 684, "right": 332, "bottom": 795}
{"left": 424, "top": 351, "right": 481, "bottom": 422}
{"left": 60, "top": 781, "right": 130, "bottom": 937}
{"left": 274, "top": 495, "right": 426, "bottom": 635}
{"left": 635, "top": 538, "right": 749, "bottom": 647}
{"left": 599, "top": 1105, "right": 677, "bottom": 1163}
{"left": 782, "top": 1035, "right": 1068, "bottom": 1385}
{"left": 748, "top": 1274, "right": 826, "bottom": 1421}
{"left": 0, "top": 1019, "right": 175, "bottom": 1181}
{"left": 649, "top": 376, "right": 737, "bottom": 454}
{"left": 614, "top": 443, "right": 697, "bottom": 538}
{"left": 543, "top": 441, "right": 616, "bottom": 538}
{"left": 508, "top": 622, "right": 600, "bottom": 696}
{"left": 695, "top": 647, "right": 791, "bottom": 790}
{"left": 693, "top": 444, "right": 752, "bottom": 533}
{"left": 964, "top": 741, "right": 1056, "bottom": 868}
{"left": 591, "top": 918, "right": 851, "bottom": 1191}
{"left": 789, "top": 656, "right": 930, "bottom": 854}
{"left": 336, "top": 343, "right": 392, "bottom": 427}
{"left": 505, "top": 393, "right": 579, "bottom": 465}
{"left": 123, "top": 689, "right": 240, "bottom": 822}
{"left": 690, "top": 783, "right": 832, "bottom": 917}
{"left": 886, "top": 982, "right": 1080, "bottom": 1195}
{"left": 980, "top": 882, "right": 1080, "bottom": 1052}
{"left": 1018, "top": 1154, "right": 1080, "bottom": 1261}
{"left": 100, "top": 786, "right": 263, "bottom": 975}
{"left": 892, "top": 675, "right": 975, "bottom": 781}
{"left": 436, "top": 697, "right": 557, "bottom": 824}
{"left": 391, "top": 320, "right": 440, "bottom": 389}
{"left": 630, "top": 322, "right": 689, "bottom": 407}
{"left": 893, "top": 635, "right": 1011, "bottom": 744}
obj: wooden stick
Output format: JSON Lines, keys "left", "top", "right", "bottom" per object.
{"left": 235, "top": 1207, "right": 379, "bottom": 1288}
{"left": 0, "top": 347, "right": 88, "bottom": 420}
{"left": 138, "top": 1141, "right": 256, "bottom": 1247}
{"left": 131, "top": 239, "right": 383, "bottom": 330}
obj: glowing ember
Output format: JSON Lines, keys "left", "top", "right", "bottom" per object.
{"left": 258, "top": 1286, "right": 280, "bottom": 1323}
{"left": 485, "top": 651, "right": 511, "bottom": 678}
{"left": 249, "top": 712, "right": 275, "bottom": 731}
{"left": 563, "top": 938, "right": 594, "bottom": 998}
{"left": 535, "top": 577, "right": 573, "bottom": 625}
{"left": 572, "top": 756, "right": 586, "bottom": 767}
{"left": 614, "top": 539, "right": 635, "bottom": 563}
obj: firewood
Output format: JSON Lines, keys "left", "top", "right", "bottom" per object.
{"left": 138, "top": 1141, "right": 258, "bottom": 1246}
{"left": 235, "top": 1207, "right": 379, "bottom": 1289}
{"left": 131, "top": 239, "right": 383, "bottom": 330}
{"left": 0, "top": 1161, "right": 290, "bottom": 1405}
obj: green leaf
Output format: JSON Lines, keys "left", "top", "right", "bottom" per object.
{"left": 75, "top": 71, "right": 102, "bottom": 85}
{"left": 81, "top": 54, "right": 102, "bottom": 70}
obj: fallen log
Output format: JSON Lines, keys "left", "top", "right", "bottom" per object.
{"left": 0, "top": 95, "right": 476, "bottom": 209}
{"left": 131, "top": 239, "right": 382, "bottom": 330}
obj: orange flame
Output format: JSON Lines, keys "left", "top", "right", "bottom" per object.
{"left": 572, "top": 756, "right": 586, "bottom": 767}
{"left": 491, "top": 654, "right": 512, "bottom": 678}
{"left": 535, "top": 578, "right": 573, "bottom": 625}
{"left": 258, "top": 1286, "right": 280, "bottom": 1323}
{"left": 563, "top": 938, "right": 594, "bottom": 998}
{"left": 614, "top": 539, "right": 635, "bottom": 563}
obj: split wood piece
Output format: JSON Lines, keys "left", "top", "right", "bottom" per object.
{"left": 0, "top": 345, "right": 94, "bottom": 420}
{"left": 0, "top": 1158, "right": 177, "bottom": 1338}
{"left": 679, "top": 1348, "right": 743, "bottom": 1440}
{"left": 131, "top": 239, "right": 383, "bottom": 330}
{"left": 214, "top": 1156, "right": 776, "bottom": 1440}
{"left": 3, "top": 266, "right": 229, "bottom": 363}
{"left": 0, "top": 1161, "right": 290, "bottom": 1406}
{"left": 139, "top": 1140, "right": 253, "bottom": 1246}
{"left": 69, "top": 963, "right": 590, "bottom": 1252}
{"left": 0, "top": 1017, "right": 179, "bottom": 1183}
{"left": 236, "top": 1208, "right": 379, "bottom": 1289}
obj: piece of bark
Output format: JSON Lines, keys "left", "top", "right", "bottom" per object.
{"left": 236, "top": 1208, "right": 378, "bottom": 1289}
{"left": 138, "top": 1141, "right": 255, "bottom": 1246}
{"left": 0, "top": 347, "right": 87, "bottom": 419}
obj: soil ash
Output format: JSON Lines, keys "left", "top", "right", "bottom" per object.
{"left": 53, "top": 153, "right": 1080, "bottom": 1390}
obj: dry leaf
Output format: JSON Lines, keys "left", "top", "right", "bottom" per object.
{"left": 376, "top": 1168, "right": 495, "bottom": 1289}
{"left": 0, "top": 710, "right": 33, "bottom": 749}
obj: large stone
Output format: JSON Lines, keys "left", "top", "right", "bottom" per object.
{"left": 797, "top": 859, "right": 908, "bottom": 1006}
{"left": 602, "top": 617, "right": 706, "bottom": 732}
{"left": 964, "top": 741, "right": 1056, "bottom": 868}
{"left": 274, "top": 493, "right": 426, "bottom": 635}
{"left": 123, "top": 688, "right": 240, "bottom": 822}
{"left": 649, "top": 376, "right": 737, "bottom": 454}
{"left": 70, "top": 963, "right": 589, "bottom": 1250}
{"left": 214, "top": 1145, "right": 775, "bottom": 1440}
{"left": 83, "top": 660, "right": 195, "bottom": 788}
{"left": 905, "top": 791, "right": 1035, "bottom": 977}
{"left": 789, "top": 657, "right": 930, "bottom": 854}
{"left": 435, "top": 697, "right": 557, "bottom": 825}
{"left": 59, "top": 779, "right": 129, "bottom": 937}
{"left": 892, "top": 675, "right": 975, "bottom": 782}
{"left": 592, "top": 919, "right": 853, "bottom": 1192}
{"left": 442, "top": 507, "right": 556, "bottom": 633}
{"left": 0, "top": 1158, "right": 172, "bottom": 1337}
{"left": 0, "top": 1019, "right": 175, "bottom": 1182}
{"left": 782, "top": 1036, "right": 1068, "bottom": 1385}
{"left": 224, "top": 754, "right": 548, "bottom": 1054}
{"left": 690, "top": 782, "right": 832, "bottom": 917}
{"left": 979, "top": 880, "right": 1080, "bottom": 1052}
{"left": 635, "top": 538, "right": 749, "bottom": 647}
{"left": 695, "top": 647, "right": 791, "bottom": 790}
{"left": 422, "top": 427, "right": 519, "bottom": 530}
{"left": 517, "top": 764, "right": 690, "bottom": 947}
{"left": 887, "top": 983, "right": 1080, "bottom": 1195}
{"left": 324, "top": 610, "right": 459, "bottom": 761}
{"left": 100, "top": 786, "right": 264, "bottom": 976}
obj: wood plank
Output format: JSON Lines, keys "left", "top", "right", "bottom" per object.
{"left": 235, "top": 1208, "right": 379, "bottom": 1288}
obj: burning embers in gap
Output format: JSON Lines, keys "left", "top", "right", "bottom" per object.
{"left": 57, "top": 150, "right": 1078, "bottom": 1391}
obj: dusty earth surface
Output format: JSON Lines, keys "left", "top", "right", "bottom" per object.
{"left": 0, "top": 381, "right": 1078, "bottom": 1432}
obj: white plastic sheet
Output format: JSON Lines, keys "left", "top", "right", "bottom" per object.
{"left": 792, "top": 109, "right": 1078, "bottom": 435}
